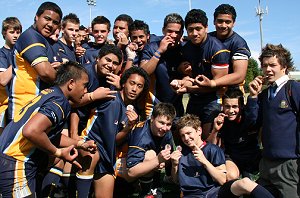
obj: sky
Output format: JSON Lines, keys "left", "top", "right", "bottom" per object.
{"left": 0, "top": 0, "right": 299, "bottom": 69}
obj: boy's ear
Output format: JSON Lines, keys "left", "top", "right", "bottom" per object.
{"left": 68, "top": 79, "right": 75, "bottom": 90}
{"left": 150, "top": 115, "right": 154, "bottom": 123}
{"left": 196, "top": 127, "right": 202, "bottom": 135}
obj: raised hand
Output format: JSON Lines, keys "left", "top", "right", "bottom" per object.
{"left": 249, "top": 76, "right": 263, "bottom": 97}
{"left": 170, "top": 149, "right": 182, "bottom": 166}
{"left": 192, "top": 143, "right": 207, "bottom": 164}
{"left": 106, "top": 73, "right": 121, "bottom": 89}
{"left": 117, "top": 32, "right": 129, "bottom": 46}
{"left": 75, "top": 46, "right": 86, "bottom": 57}
{"left": 158, "top": 146, "right": 171, "bottom": 163}
{"left": 126, "top": 42, "right": 138, "bottom": 60}
{"left": 158, "top": 35, "right": 174, "bottom": 54}
{"left": 92, "top": 87, "right": 117, "bottom": 100}
{"left": 125, "top": 108, "right": 138, "bottom": 128}
{"left": 213, "top": 113, "right": 227, "bottom": 132}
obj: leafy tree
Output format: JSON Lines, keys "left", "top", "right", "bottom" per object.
{"left": 245, "top": 58, "right": 262, "bottom": 92}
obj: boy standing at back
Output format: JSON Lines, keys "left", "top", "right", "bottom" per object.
{"left": 195, "top": 4, "right": 251, "bottom": 91}
{"left": 141, "top": 13, "right": 185, "bottom": 117}
{"left": 124, "top": 19, "right": 150, "bottom": 70}
{"left": 113, "top": 14, "right": 133, "bottom": 50}
{"left": 8, "top": 2, "right": 62, "bottom": 122}
{"left": 79, "top": 16, "right": 111, "bottom": 65}
{"left": 53, "top": 13, "right": 80, "bottom": 63}
{"left": 173, "top": 9, "right": 230, "bottom": 139}
{"left": 0, "top": 17, "right": 22, "bottom": 135}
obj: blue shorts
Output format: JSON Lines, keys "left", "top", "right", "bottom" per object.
{"left": 186, "top": 96, "right": 221, "bottom": 124}
{"left": 84, "top": 137, "right": 115, "bottom": 176}
{"left": 0, "top": 153, "right": 36, "bottom": 198}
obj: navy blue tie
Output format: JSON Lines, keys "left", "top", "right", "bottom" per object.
{"left": 269, "top": 84, "right": 277, "bottom": 100}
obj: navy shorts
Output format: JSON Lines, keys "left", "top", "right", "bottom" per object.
{"left": 84, "top": 137, "right": 115, "bottom": 176}
{"left": 0, "top": 153, "right": 36, "bottom": 198}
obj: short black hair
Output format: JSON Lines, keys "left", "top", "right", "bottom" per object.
{"left": 120, "top": 67, "right": 149, "bottom": 94}
{"left": 79, "top": 25, "right": 87, "bottom": 31}
{"left": 185, "top": 9, "right": 208, "bottom": 29}
{"left": 54, "top": 61, "right": 88, "bottom": 86}
{"left": 214, "top": 4, "right": 237, "bottom": 22}
{"left": 36, "top": 2, "right": 62, "bottom": 21}
{"left": 98, "top": 44, "right": 123, "bottom": 64}
{"left": 129, "top": 20, "right": 150, "bottom": 35}
{"left": 92, "top": 16, "right": 111, "bottom": 31}
{"left": 114, "top": 14, "right": 133, "bottom": 27}
{"left": 222, "top": 88, "right": 244, "bottom": 108}
{"left": 152, "top": 103, "right": 176, "bottom": 121}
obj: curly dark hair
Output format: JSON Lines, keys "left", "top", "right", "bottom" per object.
{"left": 120, "top": 66, "right": 150, "bottom": 94}
{"left": 259, "top": 43, "right": 294, "bottom": 74}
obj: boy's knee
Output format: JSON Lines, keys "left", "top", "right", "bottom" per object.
{"left": 237, "top": 177, "right": 251, "bottom": 187}
{"left": 226, "top": 171, "right": 240, "bottom": 181}
{"left": 225, "top": 160, "right": 240, "bottom": 181}
{"left": 144, "top": 150, "right": 156, "bottom": 161}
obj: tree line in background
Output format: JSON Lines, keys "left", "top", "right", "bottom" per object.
{"left": 245, "top": 58, "right": 262, "bottom": 92}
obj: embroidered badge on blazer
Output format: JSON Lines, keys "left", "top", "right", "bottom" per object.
{"left": 279, "top": 100, "right": 289, "bottom": 108}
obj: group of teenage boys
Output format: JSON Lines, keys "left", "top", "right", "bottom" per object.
{"left": 0, "top": 1, "right": 298, "bottom": 198}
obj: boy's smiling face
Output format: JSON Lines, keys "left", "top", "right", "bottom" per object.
{"left": 179, "top": 126, "right": 202, "bottom": 149}
{"left": 223, "top": 98, "right": 241, "bottom": 121}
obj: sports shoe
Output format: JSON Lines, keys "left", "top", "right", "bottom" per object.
{"left": 144, "top": 188, "right": 163, "bottom": 198}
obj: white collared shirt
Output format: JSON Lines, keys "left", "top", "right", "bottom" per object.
{"left": 269, "top": 75, "right": 289, "bottom": 98}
